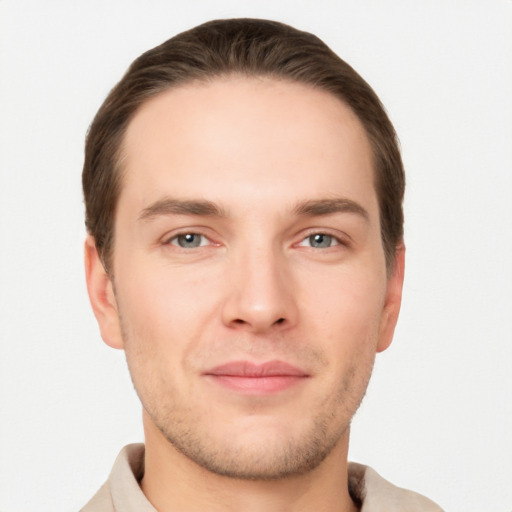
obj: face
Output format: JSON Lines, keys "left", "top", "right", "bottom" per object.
{"left": 86, "top": 77, "right": 404, "bottom": 479}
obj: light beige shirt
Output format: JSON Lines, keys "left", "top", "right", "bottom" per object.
{"left": 81, "top": 444, "right": 444, "bottom": 512}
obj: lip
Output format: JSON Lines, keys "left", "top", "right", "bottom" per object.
{"left": 203, "top": 360, "right": 310, "bottom": 394}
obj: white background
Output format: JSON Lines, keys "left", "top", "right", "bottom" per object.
{"left": 1, "top": 1, "right": 511, "bottom": 511}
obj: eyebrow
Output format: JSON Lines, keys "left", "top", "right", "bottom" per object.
{"left": 138, "top": 198, "right": 227, "bottom": 222}
{"left": 138, "top": 196, "right": 369, "bottom": 223}
{"left": 293, "top": 198, "right": 369, "bottom": 221}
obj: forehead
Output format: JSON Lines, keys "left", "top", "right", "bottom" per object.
{"left": 119, "top": 76, "right": 376, "bottom": 216}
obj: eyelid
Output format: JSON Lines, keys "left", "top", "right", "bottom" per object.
{"left": 161, "top": 227, "right": 219, "bottom": 247}
{"left": 295, "top": 228, "right": 351, "bottom": 248}
{"left": 297, "top": 234, "right": 340, "bottom": 248}
{"left": 158, "top": 226, "right": 351, "bottom": 249}
{"left": 169, "top": 233, "right": 209, "bottom": 248}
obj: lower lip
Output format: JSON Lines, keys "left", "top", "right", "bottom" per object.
{"left": 206, "top": 375, "right": 308, "bottom": 394}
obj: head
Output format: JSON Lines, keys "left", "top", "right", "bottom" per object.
{"left": 83, "top": 19, "right": 405, "bottom": 481}
{"left": 83, "top": 18, "right": 404, "bottom": 276}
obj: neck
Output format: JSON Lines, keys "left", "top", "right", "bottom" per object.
{"left": 140, "top": 413, "right": 358, "bottom": 512}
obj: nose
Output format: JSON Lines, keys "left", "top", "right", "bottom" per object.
{"left": 221, "top": 245, "right": 298, "bottom": 334}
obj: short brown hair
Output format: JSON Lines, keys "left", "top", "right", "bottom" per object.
{"left": 83, "top": 18, "right": 404, "bottom": 273}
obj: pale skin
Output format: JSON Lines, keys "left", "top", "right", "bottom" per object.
{"left": 85, "top": 77, "right": 405, "bottom": 512}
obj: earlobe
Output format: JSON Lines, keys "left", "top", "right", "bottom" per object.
{"left": 376, "top": 243, "right": 406, "bottom": 353}
{"left": 84, "top": 236, "right": 124, "bottom": 349}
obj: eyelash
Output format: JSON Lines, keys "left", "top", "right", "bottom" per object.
{"left": 297, "top": 233, "right": 343, "bottom": 249}
{"left": 165, "top": 232, "right": 213, "bottom": 249}
{"left": 163, "top": 229, "right": 348, "bottom": 251}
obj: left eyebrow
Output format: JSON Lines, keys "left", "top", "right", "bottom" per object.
{"left": 293, "top": 198, "right": 369, "bottom": 221}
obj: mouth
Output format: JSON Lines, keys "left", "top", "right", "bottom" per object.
{"left": 203, "top": 360, "right": 310, "bottom": 394}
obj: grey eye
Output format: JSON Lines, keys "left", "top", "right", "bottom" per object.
{"left": 174, "top": 233, "right": 204, "bottom": 248}
{"left": 308, "top": 234, "right": 335, "bottom": 248}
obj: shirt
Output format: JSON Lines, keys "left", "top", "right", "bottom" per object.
{"left": 81, "top": 444, "right": 444, "bottom": 511}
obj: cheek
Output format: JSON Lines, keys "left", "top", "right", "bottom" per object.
{"left": 114, "top": 259, "right": 223, "bottom": 358}
{"left": 303, "top": 273, "right": 385, "bottom": 399}
{"left": 304, "top": 269, "right": 386, "bottom": 345}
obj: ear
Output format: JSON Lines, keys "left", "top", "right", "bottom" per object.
{"left": 84, "top": 235, "right": 124, "bottom": 349}
{"left": 376, "top": 243, "right": 405, "bottom": 353}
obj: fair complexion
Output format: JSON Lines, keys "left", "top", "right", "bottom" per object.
{"left": 85, "top": 77, "right": 405, "bottom": 512}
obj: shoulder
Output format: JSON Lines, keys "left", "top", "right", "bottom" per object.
{"left": 348, "top": 462, "right": 445, "bottom": 512}
{"left": 80, "top": 444, "right": 153, "bottom": 512}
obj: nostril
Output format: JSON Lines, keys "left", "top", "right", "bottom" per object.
{"left": 228, "top": 317, "right": 287, "bottom": 330}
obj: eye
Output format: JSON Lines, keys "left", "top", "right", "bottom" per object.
{"left": 169, "top": 233, "right": 209, "bottom": 248}
{"left": 298, "top": 233, "right": 340, "bottom": 249}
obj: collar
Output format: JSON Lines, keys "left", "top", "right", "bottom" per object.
{"left": 83, "top": 444, "right": 443, "bottom": 511}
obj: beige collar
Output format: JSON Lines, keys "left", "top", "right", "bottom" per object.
{"left": 82, "top": 444, "right": 443, "bottom": 512}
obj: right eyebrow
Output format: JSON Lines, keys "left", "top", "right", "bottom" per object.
{"left": 138, "top": 197, "right": 227, "bottom": 222}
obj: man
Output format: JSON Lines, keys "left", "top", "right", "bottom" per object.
{"left": 81, "top": 18, "right": 443, "bottom": 511}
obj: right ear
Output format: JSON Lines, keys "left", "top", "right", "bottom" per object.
{"left": 84, "top": 235, "right": 124, "bottom": 349}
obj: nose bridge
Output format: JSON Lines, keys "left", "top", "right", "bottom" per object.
{"left": 222, "top": 238, "right": 297, "bottom": 332}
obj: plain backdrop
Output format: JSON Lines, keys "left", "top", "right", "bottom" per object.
{"left": 1, "top": 1, "right": 511, "bottom": 511}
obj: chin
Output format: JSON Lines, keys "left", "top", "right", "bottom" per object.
{"left": 156, "top": 412, "right": 349, "bottom": 481}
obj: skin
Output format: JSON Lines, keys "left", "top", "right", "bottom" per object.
{"left": 85, "top": 76, "right": 405, "bottom": 512}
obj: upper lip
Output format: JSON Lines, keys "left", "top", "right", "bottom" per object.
{"left": 204, "top": 360, "right": 309, "bottom": 377}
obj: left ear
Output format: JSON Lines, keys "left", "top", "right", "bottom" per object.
{"left": 377, "top": 242, "right": 405, "bottom": 353}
